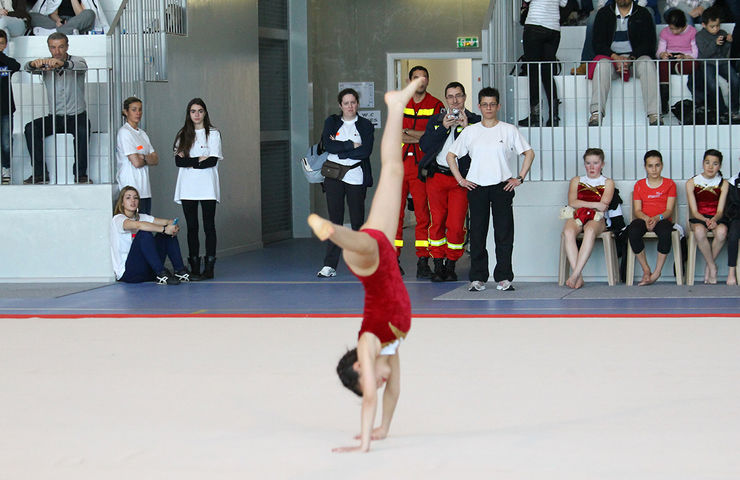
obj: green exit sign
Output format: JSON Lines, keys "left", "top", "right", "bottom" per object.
{"left": 457, "top": 36, "right": 479, "bottom": 48}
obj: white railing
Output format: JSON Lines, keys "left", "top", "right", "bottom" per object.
{"left": 489, "top": 58, "right": 740, "bottom": 182}
{"left": 2, "top": 68, "right": 113, "bottom": 185}
{"left": 108, "top": 0, "right": 187, "bottom": 117}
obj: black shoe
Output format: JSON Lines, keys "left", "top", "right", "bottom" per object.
{"left": 203, "top": 256, "right": 216, "bottom": 279}
{"left": 76, "top": 175, "right": 91, "bottom": 184}
{"left": 518, "top": 115, "right": 541, "bottom": 127}
{"left": 156, "top": 269, "right": 180, "bottom": 285}
{"left": 660, "top": 84, "right": 670, "bottom": 115}
{"left": 188, "top": 256, "right": 204, "bottom": 281}
{"left": 397, "top": 256, "right": 405, "bottom": 276}
{"left": 174, "top": 269, "right": 191, "bottom": 282}
{"left": 444, "top": 259, "right": 458, "bottom": 281}
{"left": 545, "top": 116, "right": 560, "bottom": 127}
{"left": 23, "top": 174, "right": 49, "bottom": 184}
{"left": 416, "top": 256, "right": 433, "bottom": 279}
{"left": 430, "top": 258, "right": 447, "bottom": 282}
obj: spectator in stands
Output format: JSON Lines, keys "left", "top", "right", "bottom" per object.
{"left": 0, "top": 29, "right": 19, "bottom": 185}
{"left": 446, "top": 87, "right": 535, "bottom": 293}
{"left": 657, "top": 9, "right": 698, "bottom": 114}
{"left": 664, "top": 0, "right": 715, "bottom": 25}
{"left": 29, "top": 0, "right": 95, "bottom": 35}
{"left": 725, "top": 167, "right": 740, "bottom": 285}
{"left": 561, "top": 148, "right": 615, "bottom": 289}
{"left": 110, "top": 186, "right": 190, "bottom": 286}
{"left": 518, "top": 0, "right": 568, "bottom": 127}
{"left": 695, "top": 6, "right": 740, "bottom": 123}
{"left": 627, "top": 150, "right": 678, "bottom": 285}
{"left": 686, "top": 149, "right": 729, "bottom": 284}
{"left": 316, "top": 88, "right": 374, "bottom": 279}
{"left": 588, "top": 0, "right": 661, "bottom": 126}
{"left": 23, "top": 31, "right": 89, "bottom": 184}
{"left": 116, "top": 96, "right": 158, "bottom": 215}
{"left": 0, "top": 0, "right": 31, "bottom": 38}
{"left": 173, "top": 98, "right": 223, "bottom": 281}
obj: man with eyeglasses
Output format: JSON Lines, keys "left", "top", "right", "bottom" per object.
{"left": 417, "top": 81, "right": 481, "bottom": 282}
{"left": 446, "top": 87, "right": 534, "bottom": 292}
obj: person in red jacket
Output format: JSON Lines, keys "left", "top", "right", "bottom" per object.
{"left": 307, "top": 78, "right": 421, "bottom": 453}
{"left": 397, "top": 65, "right": 443, "bottom": 278}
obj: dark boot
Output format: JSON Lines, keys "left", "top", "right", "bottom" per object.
{"left": 416, "top": 256, "right": 433, "bottom": 279}
{"left": 430, "top": 258, "right": 447, "bottom": 282}
{"left": 203, "top": 256, "right": 216, "bottom": 279}
{"left": 444, "top": 259, "right": 458, "bottom": 281}
{"left": 397, "top": 256, "right": 405, "bottom": 276}
{"left": 188, "top": 256, "right": 204, "bottom": 281}
{"left": 518, "top": 105, "right": 541, "bottom": 127}
{"left": 660, "top": 84, "right": 670, "bottom": 115}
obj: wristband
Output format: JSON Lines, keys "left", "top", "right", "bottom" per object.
{"left": 658, "top": 214, "right": 664, "bottom": 220}
{"left": 516, "top": 175, "right": 524, "bottom": 183}
{"left": 162, "top": 225, "right": 166, "bottom": 233}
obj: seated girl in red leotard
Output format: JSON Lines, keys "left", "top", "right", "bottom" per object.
{"left": 561, "top": 148, "right": 615, "bottom": 289}
{"left": 307, "top": 78, "right": 422, "bottom": 453}
{"left": 686, "top": 149, "right": 729, "bottom": 284}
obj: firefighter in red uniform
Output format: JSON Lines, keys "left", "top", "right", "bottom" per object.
{"left": 398, "top": 66, "right": 444, "bottom": 278}
{"left": 418, "top": 82, "right": 480, "bottom": 282}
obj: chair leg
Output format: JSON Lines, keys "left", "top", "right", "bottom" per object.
{"left": 687, "top": 231, "right": 696, "bottom": 286}
{"left": 603, "top": 233, "right": 618, "bottom": 286}
{"left": 558, "top": 232, "right": 568, "bottom": 286}
{"left": 626, "top": 241, "right": 635, "bottom": 286}
{"left": 672, "top": 231, "right": 683, "bottom": 286}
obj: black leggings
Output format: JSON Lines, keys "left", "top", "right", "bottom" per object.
{"left": 181, "top": 199, "right": 217, "bottom": 258}
{"left": 728, "top": 219, "right": 740, "bottom": 267}
{"left": 522, "top": 24, "right": 561, "bottom": 114}
{"left": 627, "top": 218, "right": 674, "bottom": 255}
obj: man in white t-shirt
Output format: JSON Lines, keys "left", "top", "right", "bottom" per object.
{"left": 446, "top": 87, "right": 535, "bottom": 292}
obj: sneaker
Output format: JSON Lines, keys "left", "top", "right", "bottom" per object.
{"left": 33, "top": 26, "right": 57, "bottom": 36}
{"left": 174, "top": 270, "right": 191, "bottom": 282}
{"left": 648, "top": 114, "right": 663, "bottom": 126}
{"left": 588, "top": 112, "right": 601, "bottom": 126}
{"left": 496, "top": 280, "right": 515, "bottom": 291}
{"left": 468, "top": 280, "right": 486, "bottom": 292}
{"left": 1, "top": 167, "right": 9, "bottom": 184}
{"left": 317, "top": 266, "right": 336, "bottom": 278}
{"left": 731, "top": 112, "right": 740, "bottom": 124}
{"left": 23, "top": 174, "right": 49, "bottom": 184}
{"left": 156, "top": 269, "right": 180, "bottom": 285}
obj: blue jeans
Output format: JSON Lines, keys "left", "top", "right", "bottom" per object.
{"left": 1, "top": 114, "right": 10, "bottom": 169}
{"left": 695, "top": 61, "right": 740, "bottom": 113}
{"left": 119, "top": 231, "right": 186, "bottom": 283}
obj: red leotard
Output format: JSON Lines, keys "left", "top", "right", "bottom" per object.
{"left": 692, "top": 174, "right": 722, "bottom": 217}
{"left": 353, "top": 228, "right": 412, "bottom": 347}
{"left": 574, "top": 175, "right": 606, "bottom": 224}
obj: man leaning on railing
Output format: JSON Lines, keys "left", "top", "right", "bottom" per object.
{"left": 23, "top": 31, "right": 89, "bottom": 184}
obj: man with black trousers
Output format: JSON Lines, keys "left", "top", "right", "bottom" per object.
{"left": 446, "top": 87, "right": 534, "bottom": 292}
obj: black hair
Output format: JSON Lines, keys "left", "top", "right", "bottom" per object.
{"left": 701, "top": 6, "right": 722, "bottom": 24}
{"left": 444, "top": 81, "right": 466, "bottom": 97}
{"left": 666, "top": 9, "right": 687, "bottom": 28}
{"left": 478, "top": 86, "right": 500, "bottom": 104}
{"left": 0, "top": 30, "right": 7, "bottom": 42}
{"left": 644, "top": 149, "right": 663, "bottom": 164}
{"left": 336, "top": 348, "right": 362, "bottom": 397}
{"left": 584, "top": 148, "right": 605, "bottom": 162}
{"left": 173, "top": 98, "right": 215, "bottom": 155}
{"left": 704, "top": 149, "right": 723, "bottom": 164}
{"left": 408, "top": 65, "right": 429, "bottom": 80}
{"left": 121, "top": 96, "right": 142, "bottom": 118}
{"left": 337, "top": 88, "right": 359, "bottom": 105}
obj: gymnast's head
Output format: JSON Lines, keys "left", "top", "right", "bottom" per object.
{"left": 337, "top": 348, "right": 362, "bottom": 397}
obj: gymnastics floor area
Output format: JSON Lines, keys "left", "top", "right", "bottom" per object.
{"left": 1, "top": 238, "right": 739, "bottom": 478}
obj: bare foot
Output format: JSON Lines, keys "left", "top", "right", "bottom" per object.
{"left": 640, "top": 271, "right": 661, "bottom": 286}
{"left": 575, "top": 275, "right": 584, "bottom": 289}
{"left": 385, "top": 77, "right": 424, "bottom": 109}
{"left": 727, "top": 274, "right": 737, "bottom": 286}
{"left": 637, "top": 271, "right": 651, "bottom": 286}
{"left": 705, "top": 262, "right": 718, "bottom": 284}
{"left": 307, "top": 213, "right": 335, "bottom": 241}
{"left": 704, "top": 264, "right": 709, "bottom": 284}
{"left": 565, "top": 274, "right": 583, "bottom": 289}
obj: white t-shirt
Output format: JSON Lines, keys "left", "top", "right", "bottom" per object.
{"left": 435, "top": 128, "right": 458, "bottom": 167}
{"left": 110, "top": 213, "right": 154, "bottom": 280}
{"left": 326, "top": 117, "right": 363, "bottom": 186}
{"left": 174, "top": 128, "right": 224, "bottom": 203}
{"left": 448, "top": 121, "right": 531, "bottom": 186}
{"left": 116, "top": 123, "right": 154, "bottom": 198}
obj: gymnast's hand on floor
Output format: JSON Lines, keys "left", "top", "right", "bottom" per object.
{"left": 332, "top": 444, "right": 366, "bottom": 453}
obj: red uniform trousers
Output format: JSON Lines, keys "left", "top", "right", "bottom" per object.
{"left": 426, "top": 172, "right": 468, "bottom": 261}
{"left": 395, "top": 152, "right": 430, "bottom": 258}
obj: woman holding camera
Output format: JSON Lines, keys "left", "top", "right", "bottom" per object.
{"left": 316, "top": 88, "right": 374, "bottom": 278}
